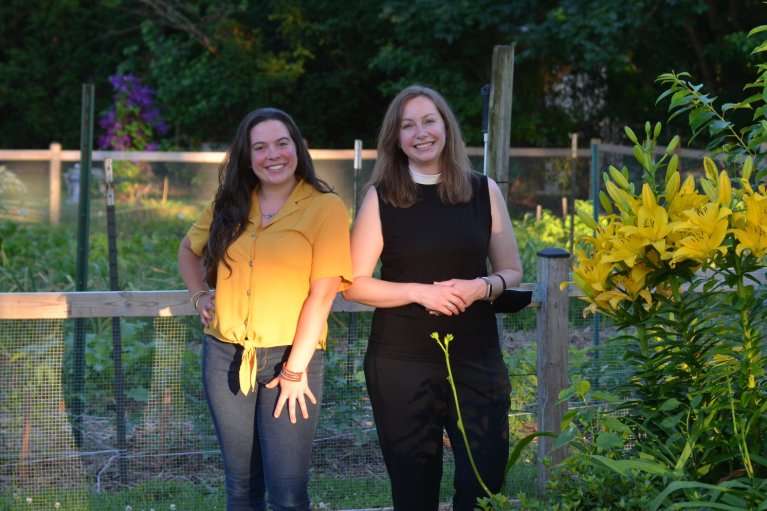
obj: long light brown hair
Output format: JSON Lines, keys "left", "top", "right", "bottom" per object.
{"left": 369, "top": 85, "right": 474, "bottom": 207}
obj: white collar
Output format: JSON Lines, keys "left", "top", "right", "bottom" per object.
{"left": 409, "top": 166, "right": 441, "bottom": 185}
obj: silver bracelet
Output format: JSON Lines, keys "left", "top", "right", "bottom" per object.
{"left": 191, "top": 290, "right": 210, "bottom": 311}
{"left": 479, "top": 276, "right": 493, "bottom": 300}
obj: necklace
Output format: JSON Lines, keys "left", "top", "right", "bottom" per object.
{"left": 261, "top": 211, "right": 277, "bottom": 221}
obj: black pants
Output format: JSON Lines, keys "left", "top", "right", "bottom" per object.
{"left": 364, "top": 351, "right": 511, "bottom": 511}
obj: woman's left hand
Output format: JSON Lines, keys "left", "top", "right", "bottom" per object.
{"left": 433, "top": 278, "right": 486, "bottom": 308}
{"left": 265, "top": 375, "right": 317, "bottom": 424}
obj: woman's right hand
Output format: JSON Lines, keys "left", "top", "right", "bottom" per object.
{"left": 196, "top": 290, "right": 215, "bottom": 327}
{"left": 415, "top": 283, "right": 467, "bottom": 316}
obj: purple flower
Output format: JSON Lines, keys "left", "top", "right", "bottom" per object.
{"left": 99, "top": 74, "right": 165, "bottom": 151}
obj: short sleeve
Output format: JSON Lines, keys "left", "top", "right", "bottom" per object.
{"left": 310, "top": 195, "right": 353, "bottom": 291}
{"left": 186, "top": 202, "right": 214, "bottom": 256}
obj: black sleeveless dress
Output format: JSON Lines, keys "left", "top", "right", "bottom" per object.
{"left": 368, "top": 174, "right": 500, "bottom": 362}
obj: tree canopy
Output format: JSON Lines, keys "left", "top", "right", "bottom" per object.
{"left": 1, "top": 0, "right": 765, "bottom": 150}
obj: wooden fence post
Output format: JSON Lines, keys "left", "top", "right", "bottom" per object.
{"left": 49, "top": 142, "right": 62, "bottom": 226}
{"left": 536, "top": 247, "right": 570, "bottom": 492}
{"left": 487, "top": 45, "right": 514, "bottom": 200}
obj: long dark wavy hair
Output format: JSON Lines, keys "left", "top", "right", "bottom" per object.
{"left": 369, "top": 85, "right": 474, "bottom": 208}
{"left": 203, "top": 107, "right": 332, "bottom": 285}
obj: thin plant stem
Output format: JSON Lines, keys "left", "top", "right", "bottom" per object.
{"left": 431, "top": 332, "right": 492, "bottom": 497}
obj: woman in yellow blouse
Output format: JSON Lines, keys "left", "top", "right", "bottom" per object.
{"left": 178, "top": 107, "right": 352, "bottom": 511}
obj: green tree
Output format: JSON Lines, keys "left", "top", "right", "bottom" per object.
{"left": 0, "top": 0, "right": 145, "bottom": 149}
{"left": 1, "top": 0, "right": 765, "bottom": 150}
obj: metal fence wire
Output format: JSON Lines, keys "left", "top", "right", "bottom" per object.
{"left": 1, "top": 143, "right": 674, "bottom": 508}
{"left": 0, "top": 304, "right": 586, "bottom": 509}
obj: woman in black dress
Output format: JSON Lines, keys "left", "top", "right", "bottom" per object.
{"left": 343, "top": 85, "right": 523, "bottom": 510}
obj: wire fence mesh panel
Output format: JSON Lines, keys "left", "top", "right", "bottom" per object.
{"left": 0, "top": 305, "right": 553, "bottom": 510}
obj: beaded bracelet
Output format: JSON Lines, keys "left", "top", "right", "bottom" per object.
{"left": 280, "top": 362, "right": 304, "bottom": 382}
{"left": 493, "top": 273, "right": 507, "bottom": 291}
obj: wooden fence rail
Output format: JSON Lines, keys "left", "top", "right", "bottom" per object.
{"left": 0, "top": 142, "right": 706, "bottom": 225}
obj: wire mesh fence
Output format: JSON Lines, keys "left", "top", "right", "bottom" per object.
{"left": 0, "top": 295, "right": 627, "bottom": 510}
{"left": 0, "top": 142, "right": 676, "bottom": 508}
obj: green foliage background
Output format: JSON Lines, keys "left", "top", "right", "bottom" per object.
{"left": 1, "top": 0, "right": 766, "bottom": 150}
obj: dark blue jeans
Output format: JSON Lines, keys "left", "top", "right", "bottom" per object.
{"left": 202, "top": 335, "right": 325, "bottom": 511}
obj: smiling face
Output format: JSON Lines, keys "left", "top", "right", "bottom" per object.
{"left": 398, "top": 95, "right": 446, "bottom": 175}
{"left": 249, "top": 119, "right": 298, "bottom": 191}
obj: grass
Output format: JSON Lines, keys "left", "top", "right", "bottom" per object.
{"left": 0, "top": 455, "right": 538, "bottom": 510}
{"left": 0, "top": 481, "right": 224, "bottom": 511}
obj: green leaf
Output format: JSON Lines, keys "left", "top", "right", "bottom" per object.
{"left": 575, "top": 379, "right": 591, "bottom": 398}
{"left": 558, "top": 386, "right": 576, "bottom": 401}
{"left": 689, "top": 109, "right": 716, "bottom": 133}
{"left": 590, "top": 390, "right": 620, "bottom": 403}
{"left": 596, "top": 432, "right": 623, "bottom": 450}
{"left": 709, "top": 119, "right": 733, "bottom": 134}
{"left": 602, "top": 416, "right": 631, "bottom": 433}
{"left": 668, "top": 105, "right": 693, "bottom": 122}
{"left": 551, "top": 426, "right": 578, "bottom": 451}
{"left": 751, "top": 40, "right": 767, "bottom": 54}
{"left": 591, "top": 455, "right": 671, "bottom": 477}
{"left": 669, "top": 90, "right": 695, "bottom": 110}
{"left": 649, "top": 480, "right": 742, "bottom": 511}
{"left": 658, "top": 397, "right": 681, "bottom": 411}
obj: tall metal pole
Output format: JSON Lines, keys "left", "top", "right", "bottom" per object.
{"left": 104, "top": 159, "right": 128, "bottom": 483}
{"left": 347, "top": 140, "right": 363, "bottom": 389}
{"left": 568, "top": 133, "right": 578, "bottom": 254}
{"left": 590, "top": 139, "right": 602, "bottom": 386}
{"left": 353, "top": 140, "right": 362, "bottom": 217}
{"left": 481, "top": 84, "right": 490, "bottom": 175}
{"left": 72, "top": 83, "right": 94, "bottom": 448}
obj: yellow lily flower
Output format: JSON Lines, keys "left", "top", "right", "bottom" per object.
{"left": 619, "top": 184, "right": 677, "bottom": 260}
{"left": 614, "top": 267, "right": 653, "bottom": 309}
{"left": 671, "top": 203, "right": 730, "bottom": 264}
{"left": 600, "top": 231, "right": 646, "bottom": 267}
{"left": 572, "top": 252, "right": 614, "bottom": 294}
{"left": 667, "top": 175, "right": 707, "bottom": 221}
{"left": 731, "top": 187, "right": 767, "bottom": 257}
{"left": 732, "top": 224, "right": 767, "bottom": 258}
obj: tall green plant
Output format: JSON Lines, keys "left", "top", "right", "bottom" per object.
{"left": 534, "top": 21, "right": 767, "bottom": 509}
{"left": 562, "top": 125, "right": 767, "bottom": 507}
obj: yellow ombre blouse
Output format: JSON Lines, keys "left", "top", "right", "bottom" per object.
{"left": 187, "top": 179, "right": 353, "bottom": 392}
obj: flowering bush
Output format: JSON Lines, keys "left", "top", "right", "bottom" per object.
{"left": 518, "top": 20, "right": 767, "bottom": 510}
{"left": 99, "top": 74, "right": 167, "bottom": 151}
{"left": 572, "top": 124, "right": 767, "bottom": 324}
{"left": 551, "top": 120, "right": 767, "bottom": 508}
{"left": 98, "top": 74, "right": 168, "bottom": 202}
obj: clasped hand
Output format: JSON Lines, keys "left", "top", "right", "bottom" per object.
{"left": 422, "top": 278, "right": 484, "bottom": 316}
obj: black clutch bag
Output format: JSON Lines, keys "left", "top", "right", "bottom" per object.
{"left": 492, "top": 287, "right": 533, "bottom": 314}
